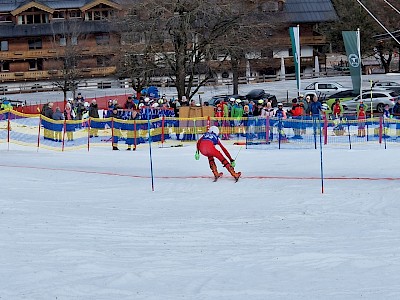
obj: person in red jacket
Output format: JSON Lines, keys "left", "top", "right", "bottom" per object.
{"left": 332, "top": 98, "right": 344, "bottom": 119}
{"left": 196, "top": 126, "right": 241, "bottom": 181}
{"left": 357, "top": 103, "right": 366, "bottom": 137}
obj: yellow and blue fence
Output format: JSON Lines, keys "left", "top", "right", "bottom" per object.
{"left": 0, "top": 110, "right": 399, "bottom": 151}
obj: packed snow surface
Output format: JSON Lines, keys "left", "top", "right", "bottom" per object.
{"left": 1, "top": 141, "right": 400, "bottom": 299}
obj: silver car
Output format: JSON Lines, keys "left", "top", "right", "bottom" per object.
{"left": 302, "top": 82, "right": 351, "bottom": 97}
{"left": 372, "top": 81, "right": 400, "bottom": 88}
{"left": 341, "top": 91, "right": 400, "bottom": 113}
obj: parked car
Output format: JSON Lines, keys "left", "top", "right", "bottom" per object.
{"left": 206, "top": 94, "right": 246, "bottom": 106}
{"left": 245, "top": 89, "right": 277, "bottom": 107}
{"left": 302, "top": 82, "right": 351, "bottom": 97}
{"left": 341, "top": 91, "right": 400, "bottom": 113}
{"left": 372, "top": 81, "right": 400, "bottom": 88}
{"left": 324, "top": 89, "right": 384, "bottom": 109}
{"left": 325, "top": 90, "right": 360, "bottom": 109}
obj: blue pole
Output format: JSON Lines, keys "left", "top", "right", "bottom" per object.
{"left": 147, "top": 108, "right": 155, "bottom": 191}
{"left": 383, "top": 118, "right": 387, "bottom": 150}
{"left": 347, "top": 119, "right": 352, "bottom": 150}
{"left": 318, "top": 115, "right": 324, "bottom": 194}
{"left": 278, "top": 118, "right": 281, "bottom": 149}
{"left": 313, "top": 117, "right": 317, "bottom": 149}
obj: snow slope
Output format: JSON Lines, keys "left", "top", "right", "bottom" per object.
{"left": 1, "top": 142, "right": 400, "bottom": 299}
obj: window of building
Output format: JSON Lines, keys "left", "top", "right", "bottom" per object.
{"left": 95, "top": 33, "right": 110, "bottom": 45}
{"left": 0, "top": 14, "right": 12, "bottom": 23}
{"left": 71, "top": 36, "right": 78, "bottom": 46}
{"left": 69, "top": 10, "right": 82, "bottom": 18}
{"left": 261, "top": 49, "right": 273, "bottom": 58}
{"left": 28, "top": 38, "right": 42, "bottom": 50}
{"left": 85, "top": 9, "right": 112, "bottom": 21}
{"left": 28, "top": 59, "right": 43, "bottom": 71}
{"left": 53, "top": 11, "right": 65, "bottom": 19}
{"left": 17, "top": 13, "right": 49, "bottom": 24}
{"left": 60, "top": 37, "right": 66, "bottom": 46}
{"left": 1, "top": 62, "right": 10, "bottom": 72}
{"left": 1, "top": 41, "right": 8, "bottom": 51}
{"left": 96, "top": 56, "right": 110, "bottom": 67}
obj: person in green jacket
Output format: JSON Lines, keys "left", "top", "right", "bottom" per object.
{"left": 0, "top": 99, "right": 12, "bottom": 110}
{"left": 230, "top": 99, "right": 244, "bottom": 136}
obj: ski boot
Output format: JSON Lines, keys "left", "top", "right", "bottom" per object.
{"left": 209, "top": 158, "right": 222, "bottom": 181}
{"left": 223, "top": 159, "right": 241, "bottom": 182}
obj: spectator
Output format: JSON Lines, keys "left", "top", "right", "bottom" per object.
{"left": 274, "top": 102, "right": 287, "bottom": 141}
{"left": 110, "top": 106, "right": 122, "bottom": 150}
{"left": 52, "top": 107, "right": 64, "bottom": 142}
{"left": 75, "top": 92, "right": 84, "bottom": 102}
{"left": 0, "top": 99, "right": 12, "bottom": 110}
{"left": 231, "top": 99, "right": 244, "bottom": 136}
{"left": 180, "top": 96, "right": 189, "bottom": 106}
{"left": 125, "top": 108, "right": 139, "bottom": 151}
{"left": 332, "top": 98, "right": 344, "bottom": 119}
{"left": 382, "top": 103, "right": 391, "bottom": 138}
{"left": 124, "top": 96, "right": 136, "bottom": 110}
{"left": 274, "top": 102, "right": 287, "bottom": 119}
{"left": 261, "top": 102, "right": 274, "bottom": 118}
{"left": 357, "top": 103, "right": 366, "bottom": 137}
{"left": 170, "top": 98, "right": 181, "bottom": 117}
{"left": 42, "top": 102, "right": 54, "bottom": 140}
{"left": 392, "top": 98, "right": 400, "bottom": 137}
{"left": 253, "top": 100, "right": 263, "bottom": 116}
{"left": 73, "top": 97, "right": 85, "bottom": 121}
{"left": 288, "top": 98, "right": 298, "bottom": 117}
{"left": 290, "top": 99, "right": 305, "bottom": 138}
{"left": 302, "top": 95, "right": 312, "bottom": 115}
{"left": 64, "top": 102, "right": 75, "bottom": 141}
{"left": 215, "top": 101, "right": 224, "bottom": 124}
{"left": 310, "top": 95, "right": 322, "bottom": 117}
{"left": 89, "top": 99, "right": 100, "bottom": 138}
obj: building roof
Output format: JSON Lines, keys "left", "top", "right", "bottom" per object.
{"left": 283, "top": 0, "right": 338, "bottom": 23}
{"left": 0, "top": 0, "right": 123, "bottom": 12}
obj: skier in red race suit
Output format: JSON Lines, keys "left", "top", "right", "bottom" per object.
{"left": 196, "top": 126, "right": 241, "bottom": 181}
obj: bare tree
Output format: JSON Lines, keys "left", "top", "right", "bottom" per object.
{"left": 116, "top": 0, "right": 282, "bottom": 100}
{"left": 47, "top": 20, "right": 87, "bottom": 107}
{"left": 113, "top": 31, "right": 161, "bottom": 98}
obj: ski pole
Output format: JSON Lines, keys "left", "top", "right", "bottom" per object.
{"left": 234, "top": 146, "right": 243, "bottom": 161}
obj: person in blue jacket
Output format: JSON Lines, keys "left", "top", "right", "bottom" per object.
{"left": 310, "top": 95, "right": 322, "bottom": 117}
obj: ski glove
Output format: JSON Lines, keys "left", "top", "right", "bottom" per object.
{"left": 195, "top": 151, "right": 200, "bottom": 160}
{"left": 231, "top": 160, "right": 236, "bottom": 168}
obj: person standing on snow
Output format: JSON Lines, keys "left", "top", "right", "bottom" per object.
{"left": 196, "top": 126, "right": 241, "bottom": 181}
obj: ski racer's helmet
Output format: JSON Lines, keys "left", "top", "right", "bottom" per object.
{"left": 208, "top": 126, "right": 219, "bottom": 136}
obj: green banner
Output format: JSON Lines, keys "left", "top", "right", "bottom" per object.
{"left": 289, "top": 26, "right": 300, "bottom": 93}
{"left": 342, "top": 31, "right": 361, "bottom": 94}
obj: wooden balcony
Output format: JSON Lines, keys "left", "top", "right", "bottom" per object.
{"left": 0, "top": 46, "right": 115, "bottom": 60}
{"left": 0, "top": 66, "right": 116, "bottom": 82}
{"left": 270, "top": 35, "right": 327, "bottom": 47}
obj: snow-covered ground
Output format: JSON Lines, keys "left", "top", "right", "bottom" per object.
{"left": 1, "top": 141, "right": 400, "bottom": 299}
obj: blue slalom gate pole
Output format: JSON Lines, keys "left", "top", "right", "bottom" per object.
{"left": 313, "top": 117, "right": 317, "bottom": 150}
{"left": 347, "top": 119, "right": 352, "bottom": 150}
{"left": 147, "top": 108, "right": 155, "bottom": 191}
{"left": 318, "top": 115, "right": 324, "bottom": 194}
